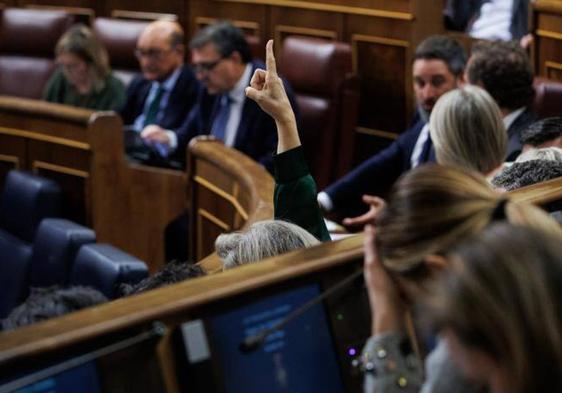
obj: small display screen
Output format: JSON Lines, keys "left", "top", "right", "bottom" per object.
{"left": 11, "top": 361, "right": 101, "bottom": 393}
{"left": 202, "top": 284, "right": 345, "bottom": 393}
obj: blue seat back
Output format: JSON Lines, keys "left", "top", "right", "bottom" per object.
{"left": 70, "top": 244, "right": 148, "bottom": 299}
{"left": 30, "top": 219, "right": 96, "bottom": 287}
{"left": 0, "top": 170, "right": 61, "bottom": 242}
{"left": 0, "top": 231, "right": 33, "bottom": 318}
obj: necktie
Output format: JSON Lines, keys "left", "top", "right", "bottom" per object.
{"left": 211, "top": 95, "right": 232, "bottom": 141}
{"left": 143, "top": 85, "right": 165, "bottom": 128}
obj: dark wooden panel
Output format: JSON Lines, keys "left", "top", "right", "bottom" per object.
{"left": 270, "top": 6, "right": 343, "bottom": 44}
{"left": 16, "top": 0, "right": 95, "bottom": 7}
{"left": 0, "top": 134, "right": 25, "bottom": 191}
{"left": 189, "top": 0, "right": 267, "bottom": 43}
{"left": 30, "top": 140, "right": 91, "bottom": 224}
{"left": 353, "top": 37, "right": 408, "bottom": 133}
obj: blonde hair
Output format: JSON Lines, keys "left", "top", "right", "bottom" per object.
{"left": 430, "top": 224, "right": 562, "bottom": 393}
{"left": 56, "top": 25, "right": 110, "bottom": 91}
{"left": 430, "top": 85, "right": 507, "bottom": 174}
{"left": 375, "top": 164, "right": 562, "bottom": 274}
{"left": 215, "top": 220, "right": 319, "bottom": 270}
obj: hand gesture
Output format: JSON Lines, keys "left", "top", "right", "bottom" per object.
{"left": 245, "top": 40, "right": 295, "bottom": 127}
{"left": 343, "top": 195, "right": 386, "bottom": 227}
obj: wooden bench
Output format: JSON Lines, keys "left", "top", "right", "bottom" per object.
{"left": 0, "top": 97, "right": 277, "bottom": 271}
{"left": 0, "top": 96, "right": 186, "bottom": 271}
{"left": 0, "top": 234, "right": 365, "bottom": 392}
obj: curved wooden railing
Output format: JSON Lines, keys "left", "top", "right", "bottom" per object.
{"left": 187, "top": 137, "right": 275, "bottom": 272}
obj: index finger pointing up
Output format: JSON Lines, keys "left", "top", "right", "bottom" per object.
{"left": 265, "top": 39, "right": 277, "bottom": 75}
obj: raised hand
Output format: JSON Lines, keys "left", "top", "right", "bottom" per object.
{"left": 245, "top": 40, "right": 298, "bottom": 153}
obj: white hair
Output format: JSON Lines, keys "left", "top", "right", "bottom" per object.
{"left": 516, "top": 147, "right": 562, "bottom": 164}
{"left": 215, "top": 220, "right": 320, "bottom": 270}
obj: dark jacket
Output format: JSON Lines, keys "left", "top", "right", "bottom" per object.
{"left": 324, "top": 115, "right": 433, "bottom": 218}
{"left": 119, "top": 64, "right": 199, "bottom": 130}
{"left": 173, "top": 60, "right": 298, "bottom": 172}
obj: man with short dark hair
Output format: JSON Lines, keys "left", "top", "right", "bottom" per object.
{"left": 521, "top": 117, "right": 562, "bottom": 152}
{"left": 465, "top": 40, "right": 536, "bottom": 160}
{"left": 318, "top": 35, "right": 466, "bottom": 222}
{"left": 142, "top": 21, "right": 297, "bottom": 170}
{"left": 120, "top": 20, "right": 199, "bottom": 134}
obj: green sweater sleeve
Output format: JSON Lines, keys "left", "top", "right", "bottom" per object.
{"left": 274, "top": 146, "right": 331, "bottom": 242}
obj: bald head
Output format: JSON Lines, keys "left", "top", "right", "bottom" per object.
{"left": 136, "top": 20, "right": 185, "bottom": 81}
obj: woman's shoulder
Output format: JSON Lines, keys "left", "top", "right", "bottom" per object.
{"left": 104, "top": 72, "right": 126, "bottom": 91}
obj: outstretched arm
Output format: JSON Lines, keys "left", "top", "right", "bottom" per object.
{"left": 246, "top": 40, "right": 330, "bottom": 242}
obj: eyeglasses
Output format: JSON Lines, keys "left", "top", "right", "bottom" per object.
{"left": 134, "top": 48, "right": 174, "bottom": 61}
{"left": 192, "top": 58, "right": 225, "bottom": 74}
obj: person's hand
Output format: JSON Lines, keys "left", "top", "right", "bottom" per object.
{"left": 245, "top": 40, "right": 296, "bottom": 128}
{"left": 141, "top": 125, "right": 171, "bottom": 145}
{"left": 343, "top": 195, "right": 386, "bottom": 227}
{"left": 364, "top": 224, "right": 405, "bottom": 335}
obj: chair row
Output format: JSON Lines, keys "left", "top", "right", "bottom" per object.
{"left": 0, "top": 7, "right": 164, "bottom": 97}
{"left": 0, "top": 170, "right": 148, "bottom": 318}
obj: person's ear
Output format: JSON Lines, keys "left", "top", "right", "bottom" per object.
{"left": 423, "top": 254, "right": 448, "bottom": 276}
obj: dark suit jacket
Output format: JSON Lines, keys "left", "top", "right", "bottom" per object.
{"left": 119, "top": 64, "right": 200, "bottom": 130}
{"left": 173, "top": 60, "right": 298, "bottom": 172}
{"left": 506, "top": 107, "right": 536, "bottom": 161}
{"left": 325, "top": 115, "right": 433, "bottom": 218}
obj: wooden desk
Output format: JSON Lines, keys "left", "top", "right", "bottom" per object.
{"left": 0, "top": 234, "right": 366, "bottom": 392}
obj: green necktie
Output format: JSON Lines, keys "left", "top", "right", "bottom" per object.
{"left": 143, "top": 85, "right": 165, "bottom": 127}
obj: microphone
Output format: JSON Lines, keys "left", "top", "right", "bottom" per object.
{"left": 238, "top": 268, "right": 363, "bottom": 354}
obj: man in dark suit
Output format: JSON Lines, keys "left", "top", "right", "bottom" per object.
{"left": 120, "top": 20, "right": 199, "bottom": 133}
{"left": 143, "top": 21, "right": 296, "bottom": 261}
{"left": 142, "top": 21, "right": 295, "bottom": 171}
{"left": 465, "top": 40, "right": 536, "bottom": 161}
{"left": 318, "top": 36, "right": 467, "bottom": 222}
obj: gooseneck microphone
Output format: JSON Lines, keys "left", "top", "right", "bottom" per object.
{"left": 239, "top": 268, "right": 363, "bottom": 354}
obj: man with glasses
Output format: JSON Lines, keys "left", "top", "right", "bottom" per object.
{"left": 141, "top": 21, "right": 297, "bottom": 171}
{"left": 120, "top": 20, "right": 199, "bottom": 136}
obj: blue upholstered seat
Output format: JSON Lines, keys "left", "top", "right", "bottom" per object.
{"left": 30, "top": 219, "right": 96, "bottom": 288}
{"left": 70, "top": 244, "right": 149, "bottom": 299}
{"left": 0, "top": 170, "right": 61, "bottom": 317}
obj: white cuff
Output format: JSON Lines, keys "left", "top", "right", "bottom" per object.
{"left": 317, "top": 191, "right": 334, "bottom": 212}
{"left": 166, "top": 130, "right": 178, "bottom": 150}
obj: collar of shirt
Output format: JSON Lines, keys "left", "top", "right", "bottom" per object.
{"left": 133, "top": 66, "right": 183, "bottom": 132}
{"left": 503, "top": 107, "right": 526, "bottom": 131}
{"left": 228, "top": 63, "right": 253, "bottom": 104}
{"left": 411, "top": 123, "right": 430, "bottom": 168}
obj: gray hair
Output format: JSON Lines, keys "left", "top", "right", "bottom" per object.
{"left": 215, "top": 220, "right": 320, "bottom": 270}
{"left": 430, "top": 85, "right": 507, "bottom": 174}
{"left": 491, "top": 159, "right": 562, "bottom": 191}
{"left": 516, "top": 147, "right": 562, "bottom": 164}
